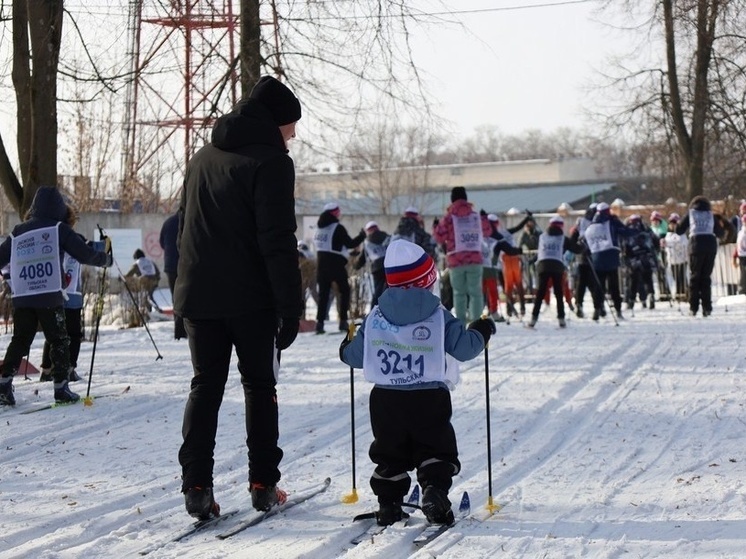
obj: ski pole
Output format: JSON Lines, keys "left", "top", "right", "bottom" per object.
{"left": 97, "top": 225, "right": 163, "bottom": 361}
{"left": 483, "top": 339, "right": 500, "bottom": 514}
{"left": 342, "top": 323, "right": 359, "bottom": 504}
{"left": 84, "top": 257, "right": 109, "bottom": 406}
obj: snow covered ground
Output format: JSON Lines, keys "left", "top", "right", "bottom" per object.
{"left": 2, "top": 293, "right": 746, "bottom": 559}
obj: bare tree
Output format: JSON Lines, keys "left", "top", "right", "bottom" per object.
{"left": 0, "top": 0, "right": 63, "bottom": 217}
{"left": 595, "top": 0, "right": 746, "bottom": 202}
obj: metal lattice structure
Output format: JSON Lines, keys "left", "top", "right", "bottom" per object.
{"left": 121, "top": 0, "right": 240, "bottom": 204}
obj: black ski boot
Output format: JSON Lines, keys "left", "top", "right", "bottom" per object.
{"left": 422, "top": 486, "right": 454, "bottom": 525}
{"left": 184, "top": 486, "right": 220, "bottom": 520}
{"left": 250, "top": 482, "right": 287, "bottom": 511}
{"left": 53, "top": 380, "right": 80, "bottom": 404}
{"left": 375, "top": 502, "right": 407, "bottom": 526}
{"left": 0, "top": 376, "right": 15, "bottom": 406}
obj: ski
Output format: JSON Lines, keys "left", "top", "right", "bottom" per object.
{"left": 350, "top": 485, "right": 420, "bottom": 545}
{"left": 412, "top": 490, "right": 470, "bottom": 548}
{"left": 19, "top": 389, "right": 129, "bottom": 414}
{"left": 137, "top": 508, "right": 240, "bottom": 555}
{"left": 216, "top": 477, "right": 331, "bottom": 540}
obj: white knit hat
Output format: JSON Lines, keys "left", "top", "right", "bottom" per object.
{"left": 384, "top": 240, "right": 437, "bottom": 289}
{"left": 404, "top": 206, "right": 419, "bottom": 215}
{"left": 323, "top": 202, "right": 339, "bottom": 212}
{"left": 364, "top": 221, "right": 378, "bottom": 231}
{"left": 549, "top": 215, "right": 564, "bottom": 226}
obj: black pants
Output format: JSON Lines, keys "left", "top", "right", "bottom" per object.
{"left": 592, "top": 268, "right": 623, "bottom": 313}
{"left": 371, "top": 268, "right": 387, "bottom": 307}
{"left": 41, "top": 307, "right": 82, "bottom": 369}
{"left": 167, "top": 272, "right": 187, "bottom": 339}
{"left": 179, "top": 310, "right": 283, "bottom": 491}
{"left": 368, "top": 386, "right": 460, "bottom": 505}
{"left": 1, "top": 306, "right": 70, "bottom": 382}
{"left": 532, "top": 270, "right": 565, "bottom": 319}
{"left": 316, "top": 265, "right": 350, "bottom": 325}
{"left": 626, "top": 266, "right": 654, "bottom": 307}
{"left": 689, "top": 250, "right": 716, "bottom": 313}
{"left": 574, "top": 263, "right": 593, "bottom": 309}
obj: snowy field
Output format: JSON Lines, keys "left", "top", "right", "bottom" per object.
{"left": 2, "top": 293, "right": 746, "bottom": 559}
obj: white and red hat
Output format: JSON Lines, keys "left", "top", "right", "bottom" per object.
{"left": 364, "top": 221, "right": 379, "bottom": 231}
{"left": 650, "top": 210, "right": 663, "bottom": 222}
{"left": 384, "top": 240, "right": 437, "bottom": 290}
{"left": 549, "top": 215, "right": 564, "bottom": 227}
{"left": 669, "top": 212, "right": 680, "bottom": 223}
{"left": 404, "top": 206, "right": 419, "bottom": 216}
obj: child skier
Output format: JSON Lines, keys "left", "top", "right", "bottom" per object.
{"left": 339, "top": 239, "right": 495, "bottom": 526}
{"left": 0, "top": 187, "right": 112, "bottom": 406}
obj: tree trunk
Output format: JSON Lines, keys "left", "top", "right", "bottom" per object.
{"left": 240, "top": 0, "right": 261, "bottom": 97}
{"left": 26, "top": 0, "right": 63, "bottom": 213}
{"left": 663, "top": 0, "right": 719, "bottom": 202}
{"left": 3, "top": 0, "right": 64, "bottom": 217}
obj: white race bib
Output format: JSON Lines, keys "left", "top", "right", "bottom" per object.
{"left": 363, "top": 306, "right": 447, "bottom": 387}
{"left": 10, "top": 224, "right": 63, "bottom": 298}
{"left": 584, "top": 221, "right": 614, "bottom": 254}
{"left": 451, "top": 213, "right": 482, "bottom": 253}
{"left": 63, "top": 253, "right": 82, "bottom": 296}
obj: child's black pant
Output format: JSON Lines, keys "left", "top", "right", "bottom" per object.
{"left": 368, "top": 386, "right": 460, "bottom": 505}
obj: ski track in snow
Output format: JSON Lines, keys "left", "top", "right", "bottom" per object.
{"left": 2, "top": 301, "right": 746, "bottom": 558}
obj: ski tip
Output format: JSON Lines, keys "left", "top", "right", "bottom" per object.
{"left": 408, "top": 484, "right": 420, "bottom": 504}
{"left": 458, "top": 491, "right": 470, "bottom": 513}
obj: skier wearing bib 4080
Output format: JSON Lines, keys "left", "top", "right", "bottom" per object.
{"left": 340, "top": 239, "right": 495, "bottom": 527}
{"left": 0, "top": 186, "right": 112, "bottom": 406}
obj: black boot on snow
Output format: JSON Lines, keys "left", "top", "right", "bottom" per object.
{"left": 0, "top": 377, "right": 15, "bottom": 406}
{"left": 250, "top": 482, "right": 287, "bottom": 512}
{"left": 184, "top": 486, "right": 220, "bottom": 520}
{"left": 375, "top": 503, "right": 408, "bottom": 526}
{"left": 422, "top": 486, "right": 454, "bottom": 525}
{"left": 53, "top": 380, "right": 80, "bottom": 404}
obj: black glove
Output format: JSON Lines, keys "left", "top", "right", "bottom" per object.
{"left": 276, "top": 317, "right": 300, "bottom": 350}
{"left": 480, "top": 209, "right": 487, "bottom": 216}
{"left": 339, "top": 336, "right": 352, "bottom": 361}
{"left": 525, "top": 209, "right": 533, "bottom": 218}
{"left": 468, "top": 318, "right": 496, "bottom": 345}
{"left": 102, "top": 235, "right": 112, "bottom": 254}
{"left": 433, "top": 218, "right": 440, "bottom": 228}
{"left": 103, "top": 253, "right": 113, "bottom": 268}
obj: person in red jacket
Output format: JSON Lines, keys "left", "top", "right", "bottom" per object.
{"left": 433, "top": 187, "right": 492, "bottom": 323}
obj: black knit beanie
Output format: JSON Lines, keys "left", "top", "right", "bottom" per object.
{"left": 451, "top": 186, "right": 467, "bottom": 203}
{"left": 249, "top": 76, "right": 302, "bottom": 125}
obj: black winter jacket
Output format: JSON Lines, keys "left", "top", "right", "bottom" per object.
{"left": 0, "top": 186, "right": 110, "bottom": 308}
{"left": 315, "top": 211, "right": 365, "bottom": 274}
{"left": 174, "top": 99, "right": 302, "bottom": 320}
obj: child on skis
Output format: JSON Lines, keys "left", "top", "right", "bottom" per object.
{"left": 339, "top": 239, "right": 495, "bottom": 526}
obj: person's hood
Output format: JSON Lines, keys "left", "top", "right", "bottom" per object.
{"left": 211, "top": 99, "right": 286, "bottom": 152}
{"left": 317, "top": 210, "right": 340, "bottom": 228}
{"left": 592, "top": 211, "right": 611, "bottom": 224}
{"left": 376, "top": 286, "right": 441, "bottom": 326}
{"left": 447, "top": 199, "right": 475, "bottom": 217}
{"left": 28, "top": 186, "right": 67, "bottom": 222}
{"left": 689, "top": 196, "right": 711, "bottom": 212}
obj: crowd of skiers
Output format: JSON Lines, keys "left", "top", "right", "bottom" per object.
{"left": 304, "top": 187, "right": 739, "bottom": 331}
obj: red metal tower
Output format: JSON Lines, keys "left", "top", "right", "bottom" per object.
{"left": 121, "top": 0, "right": 239, "bottom": 204}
